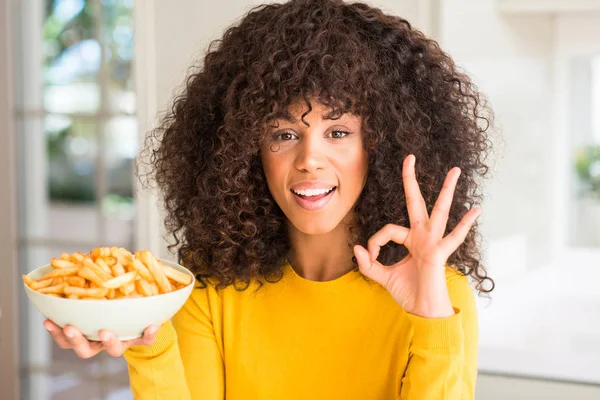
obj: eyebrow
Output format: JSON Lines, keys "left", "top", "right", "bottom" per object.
{"left": 269, "top": 110, "right": 354, "bottom": 125}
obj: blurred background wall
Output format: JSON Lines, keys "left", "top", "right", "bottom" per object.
{"left": 1, "top": 0, "right": 600, "bottom": 399}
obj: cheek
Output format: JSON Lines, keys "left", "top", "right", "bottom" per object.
{"left": 261, "top": 152, "right": 286, "bottom": 193}
{"left": 343, "top": 149, "right": 368, "bottom": 188}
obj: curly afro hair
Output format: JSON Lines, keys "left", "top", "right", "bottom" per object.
{"left": 140, "top": 0, "right": 495, "bottom": 293}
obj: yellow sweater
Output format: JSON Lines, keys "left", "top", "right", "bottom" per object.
{"left": 124, "top": 264, "right": 478, "bottom": 399}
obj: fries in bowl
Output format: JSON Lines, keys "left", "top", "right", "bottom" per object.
{"left": 22, "top": 247, "right": 192, "bottom": 300}
{"left": 22, "top": 247, "right": 195, "bottom": 340}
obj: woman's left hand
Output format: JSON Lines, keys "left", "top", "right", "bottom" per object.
{"left": 353, "top": 154, "right": 481, "bottom": 319}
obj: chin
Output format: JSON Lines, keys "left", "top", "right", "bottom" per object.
{"left": 287, "top": 215, "right": 344, "bottom": 236}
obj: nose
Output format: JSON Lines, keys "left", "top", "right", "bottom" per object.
{"left": 294, "top": 133, "right": 326, "bottom": 173}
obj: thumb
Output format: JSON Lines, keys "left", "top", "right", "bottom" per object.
{"left": 353, "top": 245, "right": 390, "bottom": 286}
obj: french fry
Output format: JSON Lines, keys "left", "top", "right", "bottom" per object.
{"left": 161, "top": 263, "right": 192, "bottom": 286}
{"left": 60, "top": 252, "right": 71, "bottom": 260}
{"left": 40, "top": 266, "right": 80, "bottom": 280}
{"left": 103, "top": 256, "right": 117, "bottom": 267}
{"left": 120, "top": 282, "right": 136, "bottom": 296}
{"left": 91, "top": 247, "right": 111, "bottom": 259}
{"left": 51, "top": 258, "right": 80, "bottom": 269}
{"left": 135, "top": 278, "right": 155, "bottom": 297}
{"left": 22, "top": 274, "right": 36, "bottom": 288}
{"left": 46, "top": 293, "right": 63, "bottom": 298}
{"left": 107, "top": 289, "right": 116, "bottom": 299}
{"left": 70, "top": 252, "right": 85, "bottom": 263}
{"left": 51, "top": 276, "right": 65, "bottom": 285}
{"left": 111, "top": 247, "right": 127, "bottom": 265}
{"left": 23, "top": 275, "right": 54, "bottom": 290}
{"left": 111, "top": 262, "right": 126, "bottom": 277}
{"left": 66, "top": 276, "right": 86, "bottom": 288}
{"left": 148, "top": 282, "right": 159, "bottom": 296}
{"left": 64, "top": 286, "right": 108, "bottom": 298}
{"left": 38, "top": 283, "right": 66, "bottom": 294}
{"left": 101, "top": 271, "right": 137, "bottom": 289}
{"left": 138, "top": 251, "right": 172, "bottom": 293}
{"left": 95, "top": 258, "right": 113, "bottom": 275}
{"left": 67, "top": 294, "right": 79, "bottom": 299}
{"left": 77, "top": 266, "right": 105, "bottom": 287}
{"left": 81, "top": 296, "right": 108, "bottom": 300}
{"left": 119, "top": 247, "right": 133, "bottom": 260}
{"left": 131, "top": 259, "right": 154, "bottom": 282}
{"left": 82, "top": 258, "right": 112, "bottom": 282}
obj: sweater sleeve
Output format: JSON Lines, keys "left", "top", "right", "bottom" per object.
{"left": 399, "top": 272, "right": 479, "bottom": 399}
{"left": 124, "top": 287, "right": 225, "bottom": 400}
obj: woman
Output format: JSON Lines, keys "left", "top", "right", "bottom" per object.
{"left": 45, "top": 0, "right": 495, "bottom": 398}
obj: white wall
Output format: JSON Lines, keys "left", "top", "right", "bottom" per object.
{"left": 438, "top": 0, "right": 556, "bottom": 272}
{"left": 152, "top": 0, "right": 422, "bottom": 115}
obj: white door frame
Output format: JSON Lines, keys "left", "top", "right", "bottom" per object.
{"left": 0, "top": 0, "right": 20, "bottom": 399}
{"left": 134, "top": 0, "right": 166, "bottom": 257}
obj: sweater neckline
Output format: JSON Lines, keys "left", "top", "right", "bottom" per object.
{"left": 281, "top": 262, "right": 362, "bottom": 293}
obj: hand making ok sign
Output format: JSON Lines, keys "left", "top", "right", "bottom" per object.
{"left": 353, "top": 154, "right": 481, "bottom": 319}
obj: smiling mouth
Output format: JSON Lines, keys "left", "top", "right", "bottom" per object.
{"left": 290, "top": 187, "right": 336, "bottom": 199}
{"left": 289, "top": 186, "right": 337, "bottom": 211}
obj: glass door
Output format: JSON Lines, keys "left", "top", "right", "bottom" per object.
{"left": 13, "top": 1, "right": 138, "bottom": 399}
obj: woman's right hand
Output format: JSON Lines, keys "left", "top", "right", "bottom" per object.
{"left": 44, "top": 320, "right": 160, "bottom": 358}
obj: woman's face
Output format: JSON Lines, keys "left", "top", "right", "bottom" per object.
{"left": 260, "top": 100, "right": 369, "bottom": 235}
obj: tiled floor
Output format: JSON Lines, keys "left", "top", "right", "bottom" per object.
{"left": 476, "top": 374, "right": 600, "bottom": 400}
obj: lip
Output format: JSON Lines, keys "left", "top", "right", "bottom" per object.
{"left": 290, "top": 187, "right": 336, "bottom": 211}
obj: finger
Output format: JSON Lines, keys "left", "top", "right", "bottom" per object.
{"left": 440, "top": 207, "right": 482, "bottom": 255}
{"left": 99, "top": 331, "right": 126, "bottom": 357}
{"left": 367, "top": 224, "right": 410, "bottom": 263}
{"left": 139, "top": 325, "right": 160, "bottom": 346}
{"left": 44, "top": 320, "right": 72, "bottom": 350}
{"left": 402, "top": 155, "right": 429, "bottom": 228}
{"left": 63, "top": 325, "right": 103, "bottom": 359}
{"left": 111, "top": 324, "right": 160, "bottom": 353}
{"left": 354, "top": 245, "right": 391, "bottom": 287}
{"left": 430, "top": 167, "right": 461, "bottom": 237}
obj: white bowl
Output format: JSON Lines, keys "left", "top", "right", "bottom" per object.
{"left": 23, "top": 259, "right": 195, "bottom": 341}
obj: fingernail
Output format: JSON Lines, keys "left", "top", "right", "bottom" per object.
{"left": 148, "top": 325, "right": 158, "bottom": 335}
{"left": 45, "top": 324, "right": 53, "bottom": 332}
{"left": 101, "top": 333, "right": 111, "bottom": 343}
{"left": 65, "top": 330, "right": 74, "bottom": 338}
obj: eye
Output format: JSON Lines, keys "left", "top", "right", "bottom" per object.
{"left": 273, "top": 132, "right": 298, "bottom": 141}
{"left": 330, "top": 130, "right": 351, "bottom": 139}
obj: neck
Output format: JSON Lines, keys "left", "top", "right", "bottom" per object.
{"left": 285, "top": 216, "right": 356, "bottom": 282}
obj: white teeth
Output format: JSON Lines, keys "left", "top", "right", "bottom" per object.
{"left": 292, "top": 187, "right": 334, "bottom": 197}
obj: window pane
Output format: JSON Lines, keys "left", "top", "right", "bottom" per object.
{"left": 47, "top": 114, "right": 97, "bottom": 204}
{"left": 46, "top": 114, "right": 101, "bottom": 244}
{"left": 103, "top": 0, "right": 135, "bottom": 114}
{"left": 103, "top": 117, "right": 137, "bottom": 247}
{"left": 44, "top": 83, "right": 101, "bottom": 114}
{"left": 43, "top": 0, "right": 101, "bottom": 113}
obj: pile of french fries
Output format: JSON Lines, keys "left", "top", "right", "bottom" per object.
{"left": 22, "top": 247, "right": 192, "bottom": 300}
